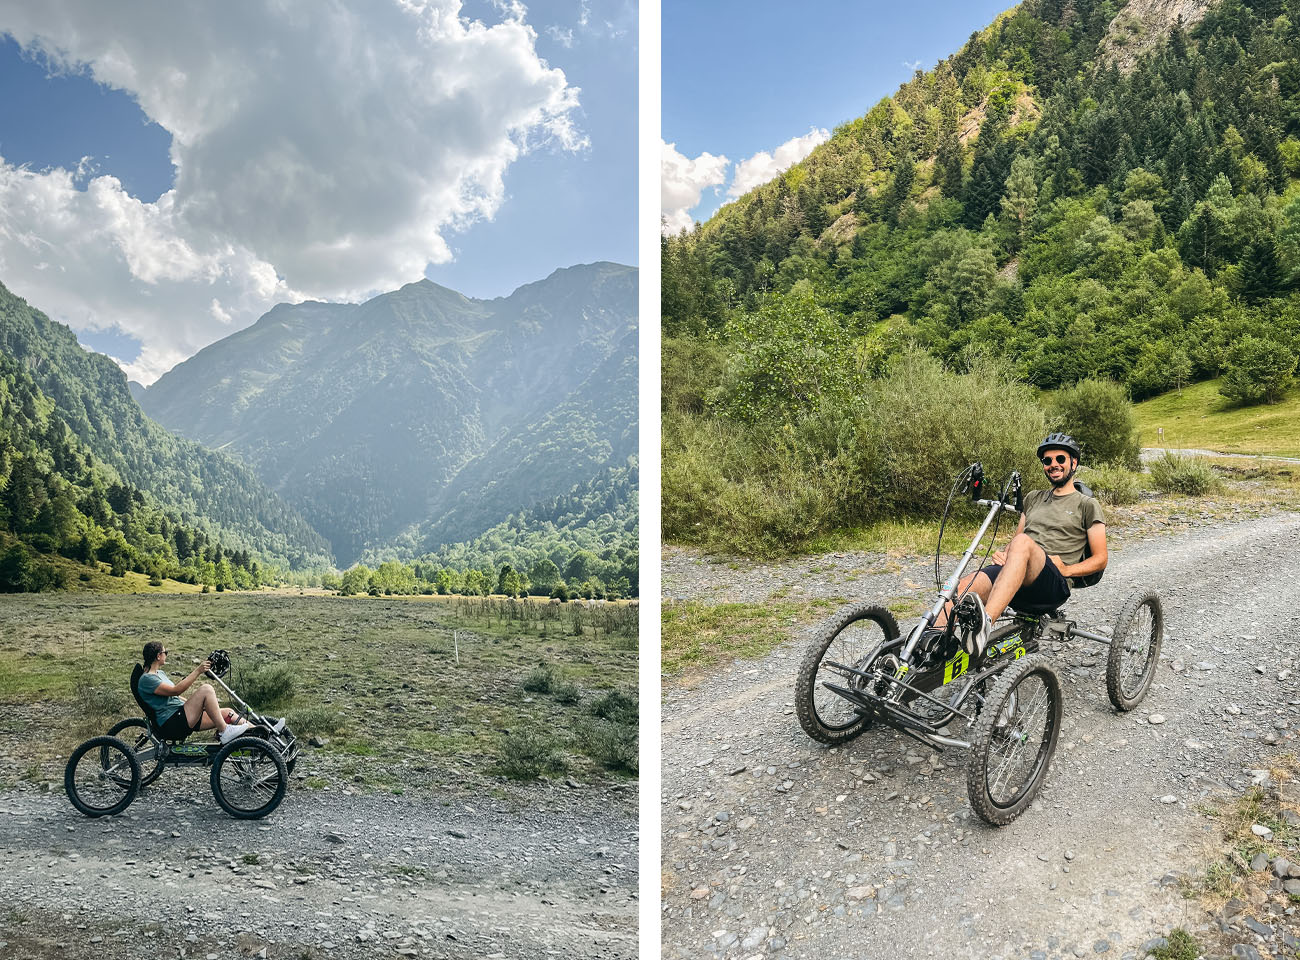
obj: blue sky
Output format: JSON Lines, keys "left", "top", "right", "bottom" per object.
{"left": 0, "top": 0, "right": 635, "bottom": 382}
{"left": 662, "top": 0, "right": 1014, "bottom": 228}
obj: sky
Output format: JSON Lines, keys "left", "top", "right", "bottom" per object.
{"left": 0, "top": 0, "right": 636, "bottom": 384}
{"left": 662, "top": 0, "right": 1014, "bottom": 233}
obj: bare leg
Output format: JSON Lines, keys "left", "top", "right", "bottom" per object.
{"left": 935, "top": 570, "right": 993, "bottom": 627}
{"left": 182, "top": 683, "right": 228, "bottom": 732}
{"left": 984, "top": 533, "right": 1048, "bottom": 622}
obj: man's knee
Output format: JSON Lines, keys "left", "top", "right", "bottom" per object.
{"left": 1008, "top": 533, "right": 1037, "bottom": 555}
{"left": 197, "top": 683, "right": 214, "bottom": 697}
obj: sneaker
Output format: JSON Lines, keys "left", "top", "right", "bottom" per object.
{"left": 218, "top": 722, "right": 252, "bottom": 744}
{"left": 956, "top": 593, "right": 992, "bottom": 658}
{"left": 270, "top": 717, "right": 287, "bottom": 734}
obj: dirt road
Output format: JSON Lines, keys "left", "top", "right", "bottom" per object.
{"left": 0, "top": 781, "right": 636, "bottom": 959}
{"left": 661, "top": 510, "right": 1300, "bottom": 960}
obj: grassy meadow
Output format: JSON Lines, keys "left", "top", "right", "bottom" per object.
{"left": 0, "top": 593, "right": 637, "bottom": 796}
{"left": 1133, "top": 380, "right": 1300, "bottom": 458}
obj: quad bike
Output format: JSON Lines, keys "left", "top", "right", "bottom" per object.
{"left": 794, "top": 464, "right": 1164, "bottom": 826}
{"left": 65, "top": 649, "right": 300, "bottom": 820}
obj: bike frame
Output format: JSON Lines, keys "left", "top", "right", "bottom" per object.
{"left": 820, "top": 468, "right": 1113, "bottom": 753}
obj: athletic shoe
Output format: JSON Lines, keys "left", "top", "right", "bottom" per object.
{"left": 270, "top": 717, "right": 287, "bottom": 734}
{"left": 218, "top": 722, "right": 253, "bottom": 744}
{"left": 956, "top": 593, "right": 992, "bottom": 658}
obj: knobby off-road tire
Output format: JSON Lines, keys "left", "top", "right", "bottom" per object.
{"left": 65, "top": 736, "right": 141, "bottom": 818}
{"left": 794, "top": 602, "right": 899, "bottom": 745}
{"left": 1106, "top": 590, "right": 1164, "bottom": 711}
{"left": 107, "top": 717, "right": 166, "bottom": 787}
{"left": 211, "top": 736, "right": 288, "bottom": 819}
{"left": 966, "top": 655, "right": 1062, "bottom": 826}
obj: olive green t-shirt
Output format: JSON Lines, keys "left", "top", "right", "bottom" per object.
{"left": 1022, "top": 488, "right": 1105, "bottom": 565}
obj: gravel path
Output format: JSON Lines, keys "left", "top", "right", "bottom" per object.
{"left": 0, "top": 781, "right": 636, "bottom": 959}
{"left": 661, "top": 510, "right": 1300, "bottom": 960}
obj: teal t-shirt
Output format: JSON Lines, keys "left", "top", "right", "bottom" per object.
{"left": 138, "top": 670, "right": 185, "bottom": 724}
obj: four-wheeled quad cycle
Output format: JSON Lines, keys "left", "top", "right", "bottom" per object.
{"left": 64, "top": 649, "right": 300, "bottom": 819}
{"left": 794, "top": 464, "right": 1164, "bottom": 826}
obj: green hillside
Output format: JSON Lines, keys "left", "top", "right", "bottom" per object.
{"left": 1134, "top": 378, "right": 1300, "bottom": 455}
{"left": 0, "top": 283, "right": 332, "bottom": 569}
{"left": 663, "top": 0, "right": 1300, "bottom": 555}
{"left": 0, "top": 354, "right": 276, "bottom": 591}
{"left": 665, "top": 0, "right": 1300, "bottom": 394}
{"left": 142, "top": 263, "right": 637, "bottom": 564}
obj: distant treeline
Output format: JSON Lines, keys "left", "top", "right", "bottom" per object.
{"left": 349, "top": 461, "right": 639, "bottom": 598}
{"left": 0, "top": 354, "right": 275, "bottom": 592}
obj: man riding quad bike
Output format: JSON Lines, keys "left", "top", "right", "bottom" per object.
{"left": 946, "top": 432, "right": 1108, "bottom": 656}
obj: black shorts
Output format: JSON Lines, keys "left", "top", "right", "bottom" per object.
{"left": 158, "top": 708, "right": 197, "bottom": 741}
{"left": 979, "top": 550, "right": 1071, "bottom": 612}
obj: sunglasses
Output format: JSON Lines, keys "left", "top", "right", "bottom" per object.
{"left": 1040, "top": 454, "right": 1071, "bottom": 466}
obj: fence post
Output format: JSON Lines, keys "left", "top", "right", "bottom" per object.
{"left": 454, "top": 629, "right": 460, "bottom": 665}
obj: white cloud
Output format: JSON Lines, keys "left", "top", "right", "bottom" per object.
{"left": 0, "top": 0, "right": 584, "bottom": 383}
{"left": 661, "top": 140, "right": 728, "bottom": 235}
{"left": 546, "top": 25, "right": 574, "bottom": 46}
{"left": 727, "top": 127, "right": 830, "bottom": 199}
{"left": 903, "top": 59, "right": 923, "bottom": 71}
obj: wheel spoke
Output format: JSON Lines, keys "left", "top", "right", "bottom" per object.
{"left": 985, "top": 675, "right": 1051, "bottom": 806}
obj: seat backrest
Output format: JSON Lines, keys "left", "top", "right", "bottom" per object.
{"left": 1070, "top": 481, "right": 1104, "bottom": 588}
{"left": 130, "top": 664, "right": 162, "bottom": 731}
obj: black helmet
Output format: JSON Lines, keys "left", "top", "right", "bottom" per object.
{"left": 1037, "top": 433, "right": 1082, "bottom": 462}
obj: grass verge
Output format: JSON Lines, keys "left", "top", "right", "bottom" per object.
{"left": 662, "top": 598, "right": 847, "bottom": 679}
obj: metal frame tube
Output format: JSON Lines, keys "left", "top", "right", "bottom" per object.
{"left": 904, "top": 500, "right": 1006, "bottom": 659}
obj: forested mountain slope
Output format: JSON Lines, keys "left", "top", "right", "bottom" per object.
{"left": 142, "top": 263, "right": 637, "bottom": 564}
{"left": 0, "top": 283, "right": 332, "bottom": 569}
{"left": 0, "top": 352, "right": 277, "bottom": 590}
{"left": 664, "top": 0, "right": 1300, "bottom": 398}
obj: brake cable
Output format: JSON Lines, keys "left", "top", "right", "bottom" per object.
{"left": 945, "top": 471, "right": 1011, "bottom": 624}
{"left": 934, "top": 463, "right": 974, "bottom": 594}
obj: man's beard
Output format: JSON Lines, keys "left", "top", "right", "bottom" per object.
{"left": 1048, "top": 466, "right": 1076, "bottom": 489}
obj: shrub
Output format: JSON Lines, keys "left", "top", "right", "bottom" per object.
{"left": 550, "top": 678, "right": 581, "bottom": 705}
{"left": 1147, "top": 452, "right": 1219, "bottom": 496}
{"left": 522, "top": 664, "right": 556, "bottom": 694}
{"left": 1080, "top": 464, "right": 1144, "bottom": 506}
{"left": 76, "top": 683, "right": 130, "bottom": 720}
{"left": 285, "top": 705, "right": 344, "bottom": 736}
{"left": 1050, "top": 379, "right": 1140, "bottom": 468}
{"left": 232, "top": 661, "right": 296, "bottom": 710}
{"left": 577, "top": 719, "right": 638, "bottom": 774}
{"left": 663, "top": 350, "right": 1049, "bottom": 556}
{"left": 1219, "top": 336, "right": 1297, "bottom": 405}
{"left": 496, "top": 729, "right": 566, "bottom": 780}
{"left": 663, "top": 336, "right": 726, "bottom": 414}
{"left": 716, "top": 284, "right": 858, "bottom": 422}
{"left": 589, "top": 687, "right": 638, "bottom": 726}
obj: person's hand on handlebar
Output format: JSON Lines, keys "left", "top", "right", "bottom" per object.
{"left": 198, "top": 659, "right": 213, "bottom": 675}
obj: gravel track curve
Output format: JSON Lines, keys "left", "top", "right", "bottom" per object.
{"left": 662, "top": 511, "right": 1300, "bottom": 960}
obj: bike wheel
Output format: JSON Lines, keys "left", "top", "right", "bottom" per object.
{"left": 794, "top": 602, "right": 898, "bottom": 745}
{"left": 1106, "top": 590, "right": 1164, "bottom": 711}
{"left": 967, "top": 655, "right": 1062, "bottom": 826}
{"left": 64, "top": 736, "right": 140, "bottom": 818}
{"left": 107, "top": 718, "right": 166, "bottom": 787}
{"left": 211, "top": 737, "right": 288, "bottom": 819}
